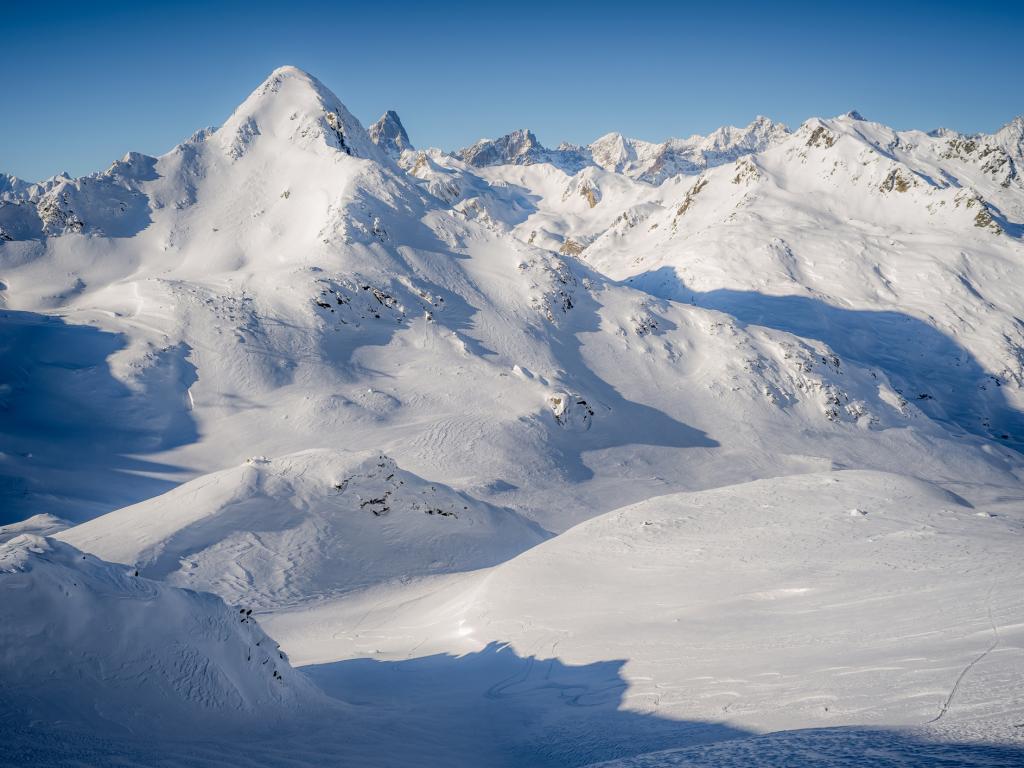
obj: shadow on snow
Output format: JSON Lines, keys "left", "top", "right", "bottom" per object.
{"left": 302, "top": 641, "right": 1024, "bottom": 768}
{"left": 304, "top": 640, "right": 745, "bottom": 768}
{"left": 5, "top": 641, "right": 1022, "bottom": 766}
{"left": 536, "top": 278, "right": 718, "bottom": 482}
{"left": 0, "top": 310, "right": 197, "bottom": 525}
{"left": 626, "top": 267, "right": 1024, "bottom": 453}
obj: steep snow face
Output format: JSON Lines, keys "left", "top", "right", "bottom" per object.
{"left": 588, "top": 132, "right": 642, "bottom": 174}
{"left": 0, "top": 535, "right": 325, "bottom": 736}
{"left": 217, "top": 65, "right": 382, "bottom": 161}
{"left": 60, "top": 449, "right": 547, "bottom": 608}
{"left": 683, "top": 115, "right": 791, "bottom": 174}
{"left": 0, "top": 173, "right": 30, "bottom": 201}
{"left": 427, "top": 114, "right": 1024, "bottom": 462}
{"left": 701, "top": 115, "right": 789, "bottom": 153}
{"left": 0, "top": 65, "right": 390, "bottom": 266}
{"left": 369, "top": 109, "right": 413, "bottom": 157}
{"left": 0, "top": 153, "right": 156, "bottom": 239}
{"left": 569, "top": 113, "right": 1024, "bottom": 449}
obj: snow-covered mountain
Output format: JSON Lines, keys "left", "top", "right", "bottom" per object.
{"left": 369, "top": 109, "right": 413, "bottom": 158}
{"left": 2, "top": 65, "right": 1023, "bottom": 766}
{"left": 992, "top": 114, "right": 1024, "bottom": 164}
{"left": 0, "top": 173, "right": 31, "bottom": 202}
{"left": 0, "top": 534, "right": 325, "bottom": 737}
{"left": 59, "top": 449, "right": 546, "bottom": 608}
{"left": 456, "top": 127, "right": 551, "bottom": 167}
{"left": 451, "top": 116, "right": 790, "bottom": 183}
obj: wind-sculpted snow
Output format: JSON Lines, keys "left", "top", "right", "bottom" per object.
{"left": 587, "top": 727, "right": 1024, "bottom": 768}
{"left": 60, "top": 449, "right": 547, "bottom": 608}
{"left": 0, "top": 535, "right": 326, "bottom": 738}
{"left": 0, "top": 514, "right": 69, "bottom": 543}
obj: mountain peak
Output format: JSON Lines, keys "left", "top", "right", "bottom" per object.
{"left": 0, "top": 173, "right": 30, "bottom": 198}
{"left": 215, "top": 66, "right": 380, "bottom": 161}
{"left": 369, "top": 110, "right": 413, "bottom": 158}
{"left": 994, "top": 113, "right": 1024, "bottom": 139}
{"left": 250, "top": 65, "right": 337, "bottom": 107}
{"left": 588, "top": 132, "right": 637, "bottom": 172}
{"left": 992, "top": 113, "right": 1024, "bottom": 161}
{"left": 457, "top": 128, "right": 545, "bottom": 167}
{"left": 266, "top": 64, "right": 310, "bottom": 80}
{"left": 696, "top": 116, "right": 789, "bottom": 160}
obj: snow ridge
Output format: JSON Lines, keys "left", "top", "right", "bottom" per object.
{"left": 0, "top": 534, "right": 325, "bottom": 736}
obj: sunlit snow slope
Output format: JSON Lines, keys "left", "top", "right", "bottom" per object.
{"left": 60, "top": 449, "right": 546, "bottom": 608}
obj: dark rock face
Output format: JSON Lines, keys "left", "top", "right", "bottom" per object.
{"left": 369, "top": 110, "right": 413, "bottom": 157}
{"left": 457, "top": 129, "right": 546, "bottom": 167}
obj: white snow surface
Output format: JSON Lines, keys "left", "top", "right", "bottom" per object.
{"left": 2, "top": 66, "right": 1024, "bottom": 766}
{"left": 0, "top": 513, "right": 69, "bottom": 543}
{"left": 59, "top": 448, "right": 546, "bottom": 608}
{"left": 0, "top": 534, "right": 327, "bottom": 739}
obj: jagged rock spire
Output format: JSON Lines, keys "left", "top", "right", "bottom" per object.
{"left": 369, "top": 110, "right": 413, "bottom": 158}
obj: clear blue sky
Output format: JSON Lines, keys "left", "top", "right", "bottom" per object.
{"left": 4, "top": 0, "right": 1023, "bottom": 181}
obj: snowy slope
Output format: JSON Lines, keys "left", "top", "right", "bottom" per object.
{"left": 261, "top": 470, "right": 1024, "bottom": 766}
{"left": 60, "top": 449, "right": 546, "bottom": 608}
{"left": 574, "top": 113, "right": 1024, "bottom": 451}
{"left": 0, "top": 534, "right": 325, "bottom": 739}
{"left": 0, "top": 513, "right": 69, "bottom": 544}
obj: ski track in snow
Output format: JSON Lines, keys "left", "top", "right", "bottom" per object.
{"left": 928, "top": 582, "right": 1002, "bottom": 726}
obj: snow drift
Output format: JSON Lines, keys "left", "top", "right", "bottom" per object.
{"left": 0, "top": 534, "right": 325, "bottom": 738}
{"left": 60, "top": 449, "right": 547, "bottom": 608}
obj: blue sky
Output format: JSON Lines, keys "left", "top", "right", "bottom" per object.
{"left": 4, "top": 0, "right": 1023, "bottom": 181}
